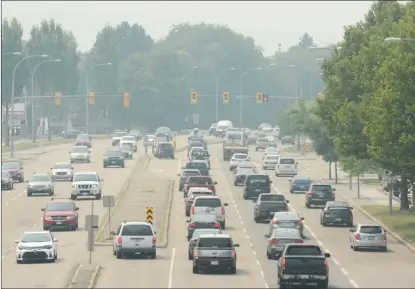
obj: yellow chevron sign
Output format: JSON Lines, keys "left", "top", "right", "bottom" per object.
{"left": 304, "top": 143, "right": 309, "bottom": 154}
{"left": 146, "top": 206, "right": 153, "bottom": 224}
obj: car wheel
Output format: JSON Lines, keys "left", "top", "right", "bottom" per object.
{"left": 95, "top": 194, "right": 102, "bottom": 200}
{"left": 113, "top": 247, "right": 116, "bottom": 256}
{"left": 16, "top": 259, "right": 22, "bottom": 264}
{"left": 188, "top": 252, "right": 193, "bottom": 260}
{"left": 267, "top": 252, "right": 272, "bottom": 259}
{"left": 230, "top": 266, "right": 236, "bottom": 274}
{"left": 254, "top": 217, "right": 260, "bottom": 223}
{"left": 49, "top": 191, "right": 54, "bottom": 196}
{"left": 353, "top": 245, "right": 359, "bottom": 251}
{"left": 305, "top": 202, "right": 311, "bottom": 208}
{"left": 275, "top": 173, "right": 279, "bottom": 177}
{"left": 71, "top": 195, "right": 77, "bottom": 200}
{"left": 322, "top": 220, "right": 327, "bottom": 227}
{"left": 150, "top": 252, "right": 156, "bottom": 259}
{"left": 103, "top": 164, "right": 107, "bottom": 168}
{"left": 192, "top": 266, "right": 198, "bottom": 274}
{"left": 318, "top": 280, "right": 329, "bottom": 289}
{"left": 233, "top": 181, "right": 237, "bottom": 186}
{"left": 10, "top": 183, "right": 14, "bottom": 190}
{"left": 54, "top": 252, "right": 57, "bottom": 260}
{"left": 116, "top": 251, "right": 122, "bottom": 259}
{"left": 243, "top": 194, "right": 247, "bottom": 200}
{"left": 121, "top": 164, "right": 125, "bottom": 168}
{"left": 27, "top": 192, "right": 32, "bottom": 197}
{"left": 185, "top": 211, "right": 190, "bottom": 217}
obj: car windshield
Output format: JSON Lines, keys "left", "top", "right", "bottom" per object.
{"left": 186, "top": 162, "right": 208, "bottom": 170}
{"left": 106, "top": 150, "right": 122, "bottom": 157}
{"left": 121, "top": 224, "right": 153, "bottom": 236}
{"left": 312, "top": 185, "right": 332, "bottom": 193}
{"left": 293, "top": 178, "right": 311, "bottom": 185}
{"left": 21, "top": 233, "right": 51, "bottom": 243}
{"left": 227, "top": 133, "right": 242, "bottom": 140}
{"left": 76, "top": 134, "right": 89, "bottom": 140}
{"left": 198, "top": 237, "right": 232, "bottom": 248}
{"left": 248, "top": 176, "right": 269, "bottom": 185}
{"left": 30, "top": 175, "right": 50, "bottom": 182}
{"left": 2, "top": 162, "right": 20, "bottom": 170}
{"left": 192, "top": 229, "right": 220, "bottom": 238}
{"left": 72, "top": 146, "right": 88, "bottom": 153}
{"left": 46, "top": 202, "right": 74, "bottom": 211}
{"left": 189, "top": 143, "right": 203, "bottom": 149}
{"left": 190, "top": 191, "right": 214, "bottom": 198}
{"left": 73, "top": 174, "right": 98, "bottom": 182}
{"left": 233, "top": 154, "right": 247, "bottom": 160}
{"left": 2, "top": 172, "right": 10, "bottom": 178}
{"left": 54, "top": 163, "right": 71, "bottom": 169}
{"left": 360, "top": 226, "right": 383, "bottom": 234}
{"left": 261, "top": 194, "right": 285, "bottom": 201}
{"left": 156, "top": 132, "right": 167, "bottom": 138}
{"left": 279, "top": 158, "right": 295, "bottom": 165}
{"left": 188, "top": 177, "right": 213, "bottom": 185}
{"left": 121, "top": 136, "right": 135, "bottom": 141}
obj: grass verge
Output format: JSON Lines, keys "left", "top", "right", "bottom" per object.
{"left": 362, "top": 205, "right": 415, "bottom": 245}
{"left": 361, "top": 179, "right": 381, "bottom": 185}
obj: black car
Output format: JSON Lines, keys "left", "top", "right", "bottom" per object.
{"left": 103, "top": 149, "right": 125, "bottom": 168}
{"left": 253, "top": 193, "right": 289, "bottom": 222}
{"left": 243, "top": 174, "right": 272, "bottom": 200}
{"left": 186, "top": 215, "right": 221, "bottom": 241}
{"left": 178, "top": 169, "right": 201, "bottom": 191}
{"left": 1, "top": 161, "right": 24, "bottom": 183}
{"left": 155, "top": 142, "right": 174, "bottom": 159}
{"left": 305, "top": 183, "right": 336, "bottom": 208}
{"left": 320, "top": 201, "right": 353, "bottom": 227}
{"left": 1, "top": 171, "right": 14, "bottom": 190}
{"left": 120, "top": 144, "right": 133, "bottom": 160}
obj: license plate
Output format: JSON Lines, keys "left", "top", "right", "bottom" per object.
{"left": 298, "top": 275, "right": 310, "bottom": 279}
{"left": 56, "top": 222, "right": 62, "bottom": 225}
{"left": 300, "top": 186, "right": 305, "bottom": 189}
{"left": 255, "top": 189, "right": 261, "bottom": 192}
{"left": 81, "top": 191, "right": 88, "bottom": 195}
{"left": 112, "top": 161, "right": 116, "bottom": 164}
{"left": 211, "top": 261, "right": 219, "bottom": 265}
{"left": 368, "top": 236, "right": 375, "bottom": 240}
{"left": 335, "top": 218, "right": 342, "bottom": 221}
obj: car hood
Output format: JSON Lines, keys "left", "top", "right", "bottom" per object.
{"left": 45, "top": 211, "right": 74, "bottom": 216}
{"left": 112, "top": 137, "right": 122, "bottom": 140}
{"left": 73, "top": 181, "right": 98, "bottom": 185}
{"left": 18, "top": 241, "right": 52, "bottom": 248}
{"left": 29, "top": 181, "right": 51, "bottom": 186}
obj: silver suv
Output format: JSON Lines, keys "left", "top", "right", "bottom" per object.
{"left": 71, "top": 171, "right": 102, "bottom": 200}
{"left": 69, "top": 146, "right": 90, "bottom": 163}
{"left": 111, "top": 221, "right": 156, "bottom": 259}
{"left": 349, "top": 223, "right": 387, "bottom": 252}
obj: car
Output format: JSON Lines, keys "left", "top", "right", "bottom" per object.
{"left": 111, "top": 221, "right": 157, "bottom": 259}
{"left": 321, "top": 201, "right": 354, "bottom": 227}
{"left": 112, "top": 131, "right": 127, "bottom": 146}
{"left": 229, "top": 153, "right": 249, "bottom": 171}
{"left": 15, "top": 231, "right": 58, "bottom": 263}
{"left": 42, "top": 198, "right": 79, "bottom": 231}
{"left": 178, "top": 169, "right": 201, "bottom": 191}
{"left": 190, "top": 196, "right": 228, "bottom": 228}
{"left": 69, "top": 145, "right": 91, "bottom": 163}
{"left": 269, "top": 211, "right": 305, "bottom": 238}
{"left": 349, "top": 223, "right": 387, "bottom": 252}
{"left": 255, "top": 137, "right": 269, "bottom": 151}
{"left": 267, "top": 136, "right": 277, "bottom": 147}
{"left": 189, "top": 147, "right": 205, "bottom": 160}
{"left": 289, "top": 176, "right": 312, "bottom": 193}
{"left": 253, "top": 193, "right": 289, "bottom": 222}
{"left": 189, "top": 150, "right": 210, "bottom": 167}
{"left": 156, "top": 126, "right": 172, "bottom": 141}
{"left": 1, "top": 171, "right": 14, "bottom": 190}
{"left": 192, "top": 234, "right": 239, "bottom": 274}
{"left": 27, "top": 174, "right": 54, "bottom": 196}
{"left": 61, "top": 129, "right": 82, "bottom": 139}
{"left": 233, "top": 168, "right": 254, "bottom": 186}
{"left": 188, "top": 228, "right": 222, "bottom": 260}
{"left": 2, "top": 161, "right": 24, "bottom": 182}
{"left": 183, "top": 176, "right": 217, "bottom": 197}
{"left": 243, "top": 174, "right": 272, "bottom": 200}
{"left": 281, "top": 135, "right": 296, "bottom": 145}
{"left": 183, "top": 161, "right": 209, "bottom": 176}
{"left": 129, "top": 130, "right": 142, "bottom": 141}
{"left": 262, "top": 154, "right": 280, "bottom": 170}
{"left": 119, "top": 135, "right": 137, "bottom": 152}
{"left": 120, "top": 143, "right": 134, "bottom": 159}
{"left": 186, "top": 215, "right": 221, "bottom": 241}
{"left": 155, "top": 142, "right": 175, "bottom": 159}
{"left": 264, "top": 228, "right": 303, "bottom": 259}
{"left": 263, "top": 147, "right": 279, "bottom": 159}
{"left": 208, "top": 123, "right": 217, "bottom": 136}
{"left": 75, "top": 134, "right": 91, "bottom": 148}
{"left": 305, "top": 182, "right": 336, "bottom": 208}
{"left": 187, "top": 141, "right": 205, "bottom": 155}
{"left": 275, "top": 157, "right": 298, "bottom": 177}
{"left": 51, "top": 162, "right": 74, "bottom": 181}
{"left": 143, "top": 134, "right": 155, "bottom": 147}
{"left": 235, "top": 160, "right": 255, "bottom": 173}
{"left": 71, "top": 171, "right": 103, "bottom": 200}
{"left": 103, "top": 149, "right": 125, "bottom": 168}
{"left": 185, "top": 187, "right": 214, "bottom": 216}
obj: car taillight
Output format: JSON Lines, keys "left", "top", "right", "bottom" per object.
{"left": 189, "top": 223, "right": 196, "bottom": 227}
{"left": 272, "top": 220, "right": 279, "bottom": 225}
{"left": 381, "top": 233, "right": 387, "bottom": 240}
{"left": 306, "top": 192, "right": 312, "bottom": 196}
{"left": 323, "top": 259, "right": 328, "bottom": 268}
{"left": 191, "top": 207, "right": 195, "bottom": 214}
{"left": 355, "top": 233, "right": 361, "bottom": 240}
{"left": 221, "top": 207, "right": 225, "bottom": 215}
{"left": 117, "top": 236, "right": 122, "bottom": 245}
{"left": 231, "top": 251, "right": 236, "bottom": 257}
{"left": 295, "top": 240, "right": 303, "bottom": 244}
{"left": 214, "top": 224, "right": 220, "bottom": 228}
{"left": 298, "top": 220, "right": 303, "bottom": 225}
{"left": 193, "top": 250, "right": 199, "bottom": 257}
{"left": 270, "top": 239, "right": 279, "bottom": 245}
{"left": 187, "top": 199, "right": 194, "bottom": 203}
{"left": 281, "top": 257, "right": 286, "bottom": 269}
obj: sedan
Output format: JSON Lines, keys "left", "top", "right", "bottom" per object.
{"left": 1, "top": 171, "right": 14, "bottom": 190}
{"left": 234, "top": 168, "right": 254, "bottom": 186}
{"left": 264, "top": 228, "right": 303, "bottom": 259}
{"left": 263, "top": 154, "right": 280, "bottom": 170}
{"left": 186, "top": 215, "right": 221, "bottom": 241}
{"left": 269, "top": 211, "right": 305, "bottom": 238}
{"left": 51, "top": 162, "right": 73, "bottom": 181}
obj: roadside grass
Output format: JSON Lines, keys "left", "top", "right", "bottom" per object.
{"left": 362, "top": 205, "right": 415, "bottom": 245}
{"left": 361, "top": 179, "right": 381, "bottom": 185}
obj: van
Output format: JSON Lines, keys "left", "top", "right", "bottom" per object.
{"left": 275, "top": 157, "right": 298, "bottom": 177}
{"left": 190, "top": 196, "right": 228, "bottom": 229}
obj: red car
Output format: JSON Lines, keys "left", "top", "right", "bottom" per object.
{"left": 75, "top": 134, "right": 91, "bottom": 148}
{"left": 183, "top": 176, "right": 217, "bottom": 197}
{"left": 42, "top": 199, "right": 79, "bottom": 231}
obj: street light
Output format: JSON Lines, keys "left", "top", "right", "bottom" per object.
{"left": 384, "top": 37, "right": 415, "bottom": 43}
{"left": 10, "top": 54, "right": 49, "bottom": 158}
{"left": 239, "top": 68, "right": 262, "bottom": 127}
{"left": 30, "top": 59, "right": 62, "bottom": 142}
{"left": 85, "top": 62, "right": 112, "bottom": 134}
{"left": 215, "top": 68, "right": 236, "bottom": 122}
{"left": 2, "top": 52, "right": 22, "bottom": 56}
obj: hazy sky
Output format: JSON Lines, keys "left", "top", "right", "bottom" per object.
{"left": 3, "top": 1, "right": 376, "bottom": 55}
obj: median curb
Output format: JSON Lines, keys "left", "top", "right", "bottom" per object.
{"left": 157, "top": 179, "right": 175, "bottom": 248}
{"left": 67, "top": 263, "right": 101, "bottom": 289}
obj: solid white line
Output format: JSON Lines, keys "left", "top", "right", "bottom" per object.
{"left": 167, "top": 247, "right": 176, "bottom": 288}
{"left": 340, "top": 267, "right": 349, "bottom": 276}
{"left": 4, "top": 201, "right": 9, "bottom": 206}
{"left": 349, "top": 279, "right": 359, "bottom": 288}
{"left": 332, "top": 258, "right": 340, "bottom": 265}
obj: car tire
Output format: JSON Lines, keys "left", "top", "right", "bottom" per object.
{"left": 275, "top": 173, "right": 279, "bottom": 177}
{"left": 27, "top": 192, "right": 32, "bottom": 197}
{"left": 185, "top": 211, "right": 190, "bottom": 217}
{"left": 71, "top": 224, "right": 77, "bottom": 231}
{"left": 43, "top": 225, "right": 48, "bottom": 231}
{"left": 255, "top": 148, "right": 258, "bottom": 152}
{"left": 116, "top": 251, "right": 122, "bottom": 259}
{"left": 71, "top": 195, "right": 77, "bottom": 200}
{"left": 254, "top": 217, "right": 260, "bottom": 223}
{"left": 380, "top": 247, "right": 387, "bottom": 252}
{"left": 305, "top": 202, "right": 311, "bottom": 208}
{"left": 188, "top": 252, "right": 193, "bottom": 260}
{"left": 192, "top": 266, "right": 198, "bottom": 274}
{"left": 113, "top": 248, "right": 116, "bottom": 256}
{"left": 10, "top": 183, "right": 14, "bottom": 190}
{"left": 233, "top": 181, "right": 237, "bottom": 186}
{"left": 95, "top": 194, "right": 102, "bottom": 200}
{"left": 318, "top": 280, "right": 329, "bottom": 289}
{"left": 243, "top": 194, "right": 247, "bottom": 200}
{"left": 347, "top": 222, "right": 354, "bottom": 227}
{"left": 70, "top": 160, "right": 73, "bottom": 163}
{"left": 103, "top": 164, "right": 107, "bottom": 168}
{"left": 267, "top": 252, "right": 272, "bottom": 259}
{"left": 353, "top": 245, "right": 359, "bottom": 251}
{"left": 220, "top": 221, "right": 226, "bottom": 229}
{"left": 230, "top": 266, "right": 236, "bottom": 274}
{"left": 54, "top": 252, "right": 57, "bottom": 260}
{"left": 16, "top": 259, "right": 22, "bottom": 264}
{"left": 87, "top": 159, "right": 90, "bottom": 163}
{"left": 150, "top": 252, "right": 156, "bottom": 259}
{"left": 289, "top": 190, "right": 293, "bottom": 194}
{"left": 322, "top": 220, "right": 327, "bottom": 227}
{"left": 19, "top": 176, "right": 24, "bottom": 183}
{"left": 121, "top": 164, "right": 125, "bottom": 168}
{"left": 49, "top": 191, "right": 54, "bottom": 196}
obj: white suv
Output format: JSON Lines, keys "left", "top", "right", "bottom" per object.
{"left": 111, "top": 221, "right": 156, "bottom": 259}
{"left": 71, "top": 171, "right": 103, "bottom": 200}
{"left": 275, "top": 157, "right": 298, "bottom": 177}
{"left": 15, "top": 231, "right": 58, "bottom": 263}
{"left": 120, "top": 135, "right": 137, "bottom": 152}
{"left": 190, "top": 196, "right": 228, "bottom": 229}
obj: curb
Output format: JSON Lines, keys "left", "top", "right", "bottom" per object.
{"left": 67, "top": 262, "right": 101, "bottom": 289}
{"left": 336, "top": 191, "right": 415, "bottom": 255}
{"left": 157, "top": 179, "right": 175, "bottom": 248}
{"left": 88, "top": 264, "right": 101, "bottom": 289}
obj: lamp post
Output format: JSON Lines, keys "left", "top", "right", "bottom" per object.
{"left": 85, "top": 63, "right": 112, "bottom": 134}
{"left": 215, "top": 68, "right": 236, "bottom": 122}
{"left": 31, "top": 59, "right": 62, "bottom": 142}
{"left": 10, "top": 54, "right": 49, "bottom": 158}
{"left": 239, "top": 68, "right": 262, "bottom": 127}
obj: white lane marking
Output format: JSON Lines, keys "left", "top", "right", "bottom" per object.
{"left": 340, "top": 268, "right": 349, "bottom": 276}
{"left": 332, "top": 258, "right": 340, "bottom": 265}
{"left": 168, "top": 247, "right": 176, "bottom": 288}
{"left": 349, "top": 279, "right": 359, "bottom": 288}
{"left": 177, "top": 156, "right": 182, "bottom": 173}
{"left": 4, "top": 201, "right": 9, "bottom": 206}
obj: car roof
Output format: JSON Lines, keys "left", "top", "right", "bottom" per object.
{"left": 274, "top": 211, "right": 299, "bottom": 220}
{"left": 121, "top": 221, "right": 152, "bottom": 226}
{"left": 189, "top": 175, "right": 211, "bottom": 179}
{"left": 293, "top": 176, "right": 312, "bottom": 180}
{"left": 199, "top": 233, "right": 231, "bottom": 239}
{"left": 327, "top": 201, "right": 349, "bottom": 207}
{"left": 22, "top": 231, "right": 50, "bottom": 235}
{"left": 247, "top": 173, "right": 268, "bottom": 177}
{"left": 194, "top": 195, "right": 220, "bottom": 200}
{"left": 74, "top": 171, "right": 97, "bottom": 175}
{"left": 189, "top": 187, "right": 213, "bottom": 192}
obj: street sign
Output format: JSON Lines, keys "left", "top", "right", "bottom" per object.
{"left": 146, "top": 206, "right": 154, "bottom": 224}
{"left": 304, "top": 143, "right": 309, "bottom": 154}
{"left": 103, "top": 195, "right": 115, "bottom": 208}
{"left": 192, "top": 113, "right": 199, "bottom": 125}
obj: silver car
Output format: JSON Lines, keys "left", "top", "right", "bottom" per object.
{"left": 27, "top": 174, "right": 54, "bottom": 196}
{"left": 71, "top": 171, "right": 102, "bottom": 200}
{"left": 51, "top": 162, "right": 73, "bottom": 181}
{"left": 269, "top": 211, "right": 305, "bottom": 238}
{"left": 264, "top": 228, "right": 303, "bottom": 259}
{"left": 349, "top": 223, "right": 387, "bottom": 252}
{"left": 229, "top": 153, "right": 249, "bottom": 171}
{"left": 262, "top": 154, "right": 280, "bottom": 170}
{"left": 69, "top": 146, "right": 90, "bottom": 163}
{"left": 263, "top": 147, "right": 279, "bottom": 159}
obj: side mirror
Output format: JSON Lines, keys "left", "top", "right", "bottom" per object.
{"left": 223, "top": 203, "right": 228, "bottom": 206}
{"left": 53, "top": 239, "right": 58, "bottom": 242}
{"left": 324, "top": 252, "right": 331, "bottom": 258}
{"left": 349, "top": 229, "right": 355, "bottom": 232}
{"left": 233, "top": 244, "right": 240, "bottom": 247}
{"left": 41, "top": 208, "right": 45, "bottom": 211}
{"left": 286, "top": 200, "right": 290, "bottom": 203}
{"left": 213, "top": 181, "right": 218, "bottom": 185}
{"left": 186, "top": 220, "right": 191, "bottom": 223}
{"left": 300, "top": 217, "right": 305, "bottom": 220}
{"left": 75, "top": 207, "right": 79, "bottom": 211}
{"left": 110, "top": 231, "right": 116, "bottom": 235}
{"left": 14, "top": 239, "right": 19, "bottom": 244}
{"left": 264, "top": 234, "right": 270, "bottom": 238}
{"left": 350, "top": 207, "right": 353, "bottom": 210}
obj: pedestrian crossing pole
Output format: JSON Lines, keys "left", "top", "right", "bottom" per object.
{"left": 146, "top": 206, "right": 154, "bottom": 224}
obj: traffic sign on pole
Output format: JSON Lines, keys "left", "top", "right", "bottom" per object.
{"left": 146, "top": 206, "right": 154, "bottom": 224}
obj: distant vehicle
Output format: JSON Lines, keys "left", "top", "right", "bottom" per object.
{"left": 1, "top": 171, "right": 14, "bottom": 190}
{"left": 27, "top": 174, "right": 54, "bottom": 196}
{"left": 178, "top": 169, "right": 201, "bottom": 191}
{"left": 155, "top": 142, "right": 174, "bottom": 159}
{"left": 215, "top": 120, "right": 233, "bottom": 137}
{"left": 75, "top": 134, "right": 91, "bottom": 148}
{"left": 42, "top": 198, "right": 79, "bottom": 231}
{"left": 320, "top": 201, "right": 353, "bottom": 227}
{"left": 143, "top": 134, "right": 155, "bottom": 147}
{"left": 185, "top": 187, "right": 214, "bottom": 216}
{"left": 255, "top": 138, "right": 269, "bottom": 151}
{"left": 103, "top": 149, "right": 125, "bottom": 168}
{"left": 263, "top": 154, "right": 280, "bottom": 170}
{"left": 120, "top": 143, "right": 133, "bottom": 160}
{"left": 289, "top": 176, "right": 313, "bottom": 193}
{"left": 208, "top": 123, "right": 217, "bottom": 136}
{"left": 229, "top": 153, "right": 249, "bottom": 171}
{"left": 264, "top": 228, "right": 303, "bottom": 259}
{"left": 183, "top": 161, "right": 209, "bottom": 176}
{"left": 275, "top": 157, "right": 298, "bottom": 177}
{"left": 305, "top": 183, "right": 336, "bottom": 208}
{"left": 243, "top": 174, "right": 271, "bottom": 199}
{"left": 269, "top": 211, "right": 305, "bottom": 238}
{"left": 61, "top": 129, "right": 83, "bottom": 139}
{"left": 51, "top": 162, "right": 74, "bottom": 181}
{"left": 186, "top": 215, "right": 221, "bottom": 241}
{"left": 183, "top": 176, "right": 217, "bottom": 196}
{"left": 112, "top": 131, "right": 127, "bottom": 146}
{"left": 349, "top": 223, "right": 387, "bottom": 252}
{"left": 129, "top": 130, "right": 142, "bottom": 141}
{"left": 155, "top": 126, "right": 172, "bottom": 141}
{"left": 15, "top": 231, "right": 58, "bottom": 263}
{"left": 253, "top": 194, "right": 289, "bottom": 223}
{"left": 69, "top": 145, "right": 90, "bottom": 163}
{"left": 71, "top": 171, "right": 103, "bottom": 200}
{"left": 2, "top": 161, "right": 24, "bottom": 182}
{"left": 120, "top": 135, "right": 137, "bottom": 152}
{"left": 222, "top": 131, "right": 248, "bottom": 161}
{"left": 190, "top": 196, "right": 228, "bottom": 228}
{"left": 281, "top": 135, "right": 295, "bottom": 145}
{"left": 234, "top": 168, "right": 254, "bottom": 186}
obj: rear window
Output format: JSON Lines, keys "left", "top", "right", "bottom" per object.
{"left": 285, "top": 245, "right": 322, "bottom": 256}
{"left": 328, "top": 206, "right": 349, "bottom": 211}
{"left": 198, "top": 237, "right": 232, "bottom": 248}
{"left": 312, "top": 185, "right": 333, "bottom": 193}
{"left": 188, "top": 177, "right": 213, "bottom": 185}
{"left": 258, "top": 138, "right": 268, "bottom": 142}
{"left": 186, "top": 162, "right": 208, "bottom": 170}
{"left": 121, "top": 224, "right": 153, "bottom": 236}
{"left": 266, "top": 155, "right": 279, "bottom": 160}
{"left": 279, "top": 158, "right": 295, "bottom": 164}
{"left": 156, "top": 132, "right": 167, "bottom": 137}
{"left": 183, "top": 171, "right": 201, "bottom": 177}
{"left": 189, "top": 142, "right": 203, "bottom": 149}
{"left": 360, "top": 226, "right": 383, "bottom": 234}
{"left": 293, "top": 179, "right": 311, "bottom": 185}
{"left": 233, "top": 154, "right": 247, "bottom": 159}
{"left": 194, "top": 198, "right": 222, "bottom": 207}
{"left": 247, "top": 175, "right": 270, "bottom": 185}
{"left": 261, "top": 194, "right": 285, "bottom": 201}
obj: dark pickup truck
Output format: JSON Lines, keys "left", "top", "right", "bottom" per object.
{"left": 277, "top": 244, "right": 330, "bottom": 289}
{"left": 253, "top": 194, "right": 289, "bottom": 222}
{"left": 192, "top": 234, "right": 239, "bottom": 274}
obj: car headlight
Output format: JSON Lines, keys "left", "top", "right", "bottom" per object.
{"left": 46, "top": 184, "right": 52, "bottom": 187}
{"left": 66, "top": 215, "right": 76, "bottom": 219}
{"left": 91, "top": 184, "right": 98, "bottom": 188}
{"left": 104, "top": 157, "right": 109, "bottom": 160}
{"left": 43, "top": 245, "right": 52, "bottom": 249}
{"left": 72, "top": 184, "right": 77, "bottom": 188}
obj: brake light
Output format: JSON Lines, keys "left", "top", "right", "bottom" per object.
{"left": 221, "top": 207, "right": 225, "bottom": 215}
{"left": 152, "top": 236, "right": 156, "bottom": 245}
{"left": 191, "top": 207, "right": 195, "bottom": 215}
{"left": 281, "top": 257, "right": 286, "bottom": 269}
{"left": 117, "top": 236, "right": 122, "bottom": 245}
{"left": 193, "top": 250, "right": 199, "bottom": 257}
{"left": 298, "top": 220, "right": 303, "bottom": 225}
{"left": 295, "top": 240, "right": 303, "bottom": 244}
{"left": 187, "top": 199, "right": 194, "bottom": 203}
{"left": 213, "top": 223, "right": 220, "bottom": 228}
{"left": 323, "top": 259, "right": 328, "bottom": 268}
{"left": 270, "top": 239, "right": 279, "bottom": 245}
{"left": 189, "top": 223, "right": 196, "bottom": 228}
{"left": 381, "top": 233, "right": 387, "bottom": 240}
{"left": 272, "top": 219, "right": 279, "bottom": 225}
{"left": 355, "top": 233, "right": 361, "bottom": 240}
{"left": 231, "top": 251, "right": 236, "bottom": 257}
{"left": 306, "top": 192, "right": 312, "bottom": 196}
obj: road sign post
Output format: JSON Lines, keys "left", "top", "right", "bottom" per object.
{"left": 85, "top": 202, "right": 99, "bottom": 264}
{"left": 103, "top": 195, "right": 115, "bottom": 240}
{"left": 146, "top": 206, "right": 154, "bottom": 224}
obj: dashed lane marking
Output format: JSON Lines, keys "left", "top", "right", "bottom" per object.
{"left": 340, "top": 268, "right": 349, "bottom": 276}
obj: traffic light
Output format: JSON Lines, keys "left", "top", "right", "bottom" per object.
{"left": 88, "top": 91, "right": 95, "bottom": 105}
{"left": 222, "top": 92, "right": 229, "bottom": 104}
{"left": 123, "top": 92, "right": 130, "bottom": 108}
{"left": 263, "top": 93, "right": 269, "bottom": 103}
{"left": 190, "top": 91, "right": 198, "bottom": 104}
{"left": 256, "top": 92, "right": 263, "bottom": 104}
{"left": 55, "top": 92, "right": 61, "bottom": 105}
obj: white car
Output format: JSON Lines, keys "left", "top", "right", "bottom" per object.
{"left": 119, "top": 135, "right": 137, "bottom": 152}
{"left": 275, "top": 157, "right": 298, "bottom": 177}
{"left": 51, "top": 162, "right": 73, "bottom": 181}
{"left": 263, "top": 154, "right": 280, "bottom": 170}
{"left": 15, "top": 231, "right": 58, "bottom": 263}
{"left": 111, "top": 221, "right": 156, "bottom": 259}
{"left": 69, "top": 146, "right": 90, "bottom": 163}
{"left": 190, "top": 196, "right": 228, "bottom": 228}
{"left": 267, "top": 136, "right": 277, "bottom": 147}
{"left": 71, "top": 171, "right": 103, "bottom": 200}
{"left": 229, "top": 153, "right": 249, "bottom": 170}
{"left": 143, "top": 134, "right": 155, "bottom": 147}
{"left": 263, "top": 147, "right": 279, "bottom": 159}
{"left": 112, "top": 131, "right": 127, "bottom": 146}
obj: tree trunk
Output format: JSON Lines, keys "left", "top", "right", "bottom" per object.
{"left": 328, "top": 161, "right": 332, "bottom": 179}
{"left": 4, "top": 104, "right": 10, "bottom": 146}
{"left": 47, "top": 108, "right": 52, "bottom": 141}
{"left": 400, "top": 176, "right": 410, "bottom": 210}
{"left": 357, "top": 175, "right": 360, "bottom": 199}
{"left": 334, "top": 162, "right": 338, "bottom": 184}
